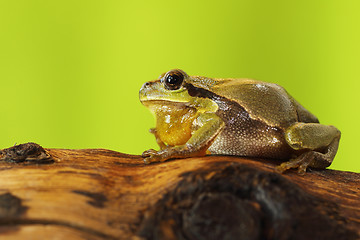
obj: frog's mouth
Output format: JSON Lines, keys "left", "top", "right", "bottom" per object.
{"left": 139, "top": 87, "right": 191, "bottom": 104}
{"left": 141, "top": 100, "right": 189, "bottom": 108}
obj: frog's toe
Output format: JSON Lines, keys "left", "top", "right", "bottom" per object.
{"left": 142, "top": 149, "right": 164, "bottom": 164}
{"left": 276, "top": 151, "right": 314, "bottom": 174}
{"left": 143, "top": 157, "right": 151, "bottom": 165}
{"left": 141, "top": 149, "right": 157, "bottom": 158}
{"left": 143, "top": 154, "right": 163, "bottom": 165}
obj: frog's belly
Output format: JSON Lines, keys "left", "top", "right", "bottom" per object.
{"left": 208, "top": 125, "right": 293, "bottom": 159}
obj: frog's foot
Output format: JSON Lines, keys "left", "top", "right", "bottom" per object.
{"left": 276, "top": 152, "right": 316, "bottom": 175}
{"left": 142, "top": 146, "right": 207, "bottom": 165}
{"left": 142, "top": 147, "right": 184, "bottom": 164}
{"left": 142, "top": 144, "right": 176, "bottom": 164}
{"left": 276, "top": 142, "right": 337, "bottom": 175}
{"left": 142, "top": 149, "right": 158, "bottom": 164}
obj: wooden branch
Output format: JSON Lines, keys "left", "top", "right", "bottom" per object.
{"left": 0, "top": 143, "right": 359, "bottom": 240}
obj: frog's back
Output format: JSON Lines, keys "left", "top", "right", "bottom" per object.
{"left": 209, "top": 78, "right": 318, "bottom": 128}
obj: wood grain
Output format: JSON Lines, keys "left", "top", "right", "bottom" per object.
{"left": 0, "top": 143, "right": 358, "bottom": 240}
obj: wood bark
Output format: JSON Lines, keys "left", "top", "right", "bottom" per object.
{"left": 0, "top": 143, "right": 359, "bottom": 240}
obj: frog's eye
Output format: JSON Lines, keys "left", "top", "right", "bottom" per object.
{"left": 163, "top": 70, "right": 184, "bottom": 90}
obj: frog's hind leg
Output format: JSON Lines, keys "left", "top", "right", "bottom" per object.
{"left": 277, "top": 122, "right": 341, "bottom": 174}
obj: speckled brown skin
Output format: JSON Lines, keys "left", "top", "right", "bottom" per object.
{"left": 140, "top": 70, "right": 341, "bottom": 173}
{"left": 185, "top": 82, "right": 312, "bottom": 159}
{"left": 208, "top": 94, "right": 295, "bottom": 159}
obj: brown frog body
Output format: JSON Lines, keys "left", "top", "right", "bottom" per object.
{"left": 139, "top": 69, "right": 340, "bottom": 173}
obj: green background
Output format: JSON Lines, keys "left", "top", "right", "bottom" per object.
{"left": 0, "top": 0, "right": 359, "bottom": 172}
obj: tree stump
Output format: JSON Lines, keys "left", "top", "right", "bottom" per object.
{"left": 0, "top": 143, "right": 359, "bottom": 240}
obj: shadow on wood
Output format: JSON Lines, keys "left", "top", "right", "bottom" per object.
{"left": 0, "top": 143, "right": 359, "bottom": 240}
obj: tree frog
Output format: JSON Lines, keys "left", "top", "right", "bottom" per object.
{"left": 139, "top": 69, "right": 340, "bottom": 174}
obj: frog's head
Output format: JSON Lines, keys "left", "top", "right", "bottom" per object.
{"left": 140, "top": 69, "right": 219, "bottom": 114}
{"left": 139, "top": 69, "right": 193, "bottom": 105}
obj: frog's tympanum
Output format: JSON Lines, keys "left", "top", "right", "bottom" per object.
{"left": 139, "top": 69, "right": 340, "bottom": 173}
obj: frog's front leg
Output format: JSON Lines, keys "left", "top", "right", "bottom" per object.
{"left": 277, "top": 122, "right": 341, "bottom": 174}
{"left": 142, "top": 113, "right": 224, "bottom": 164}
